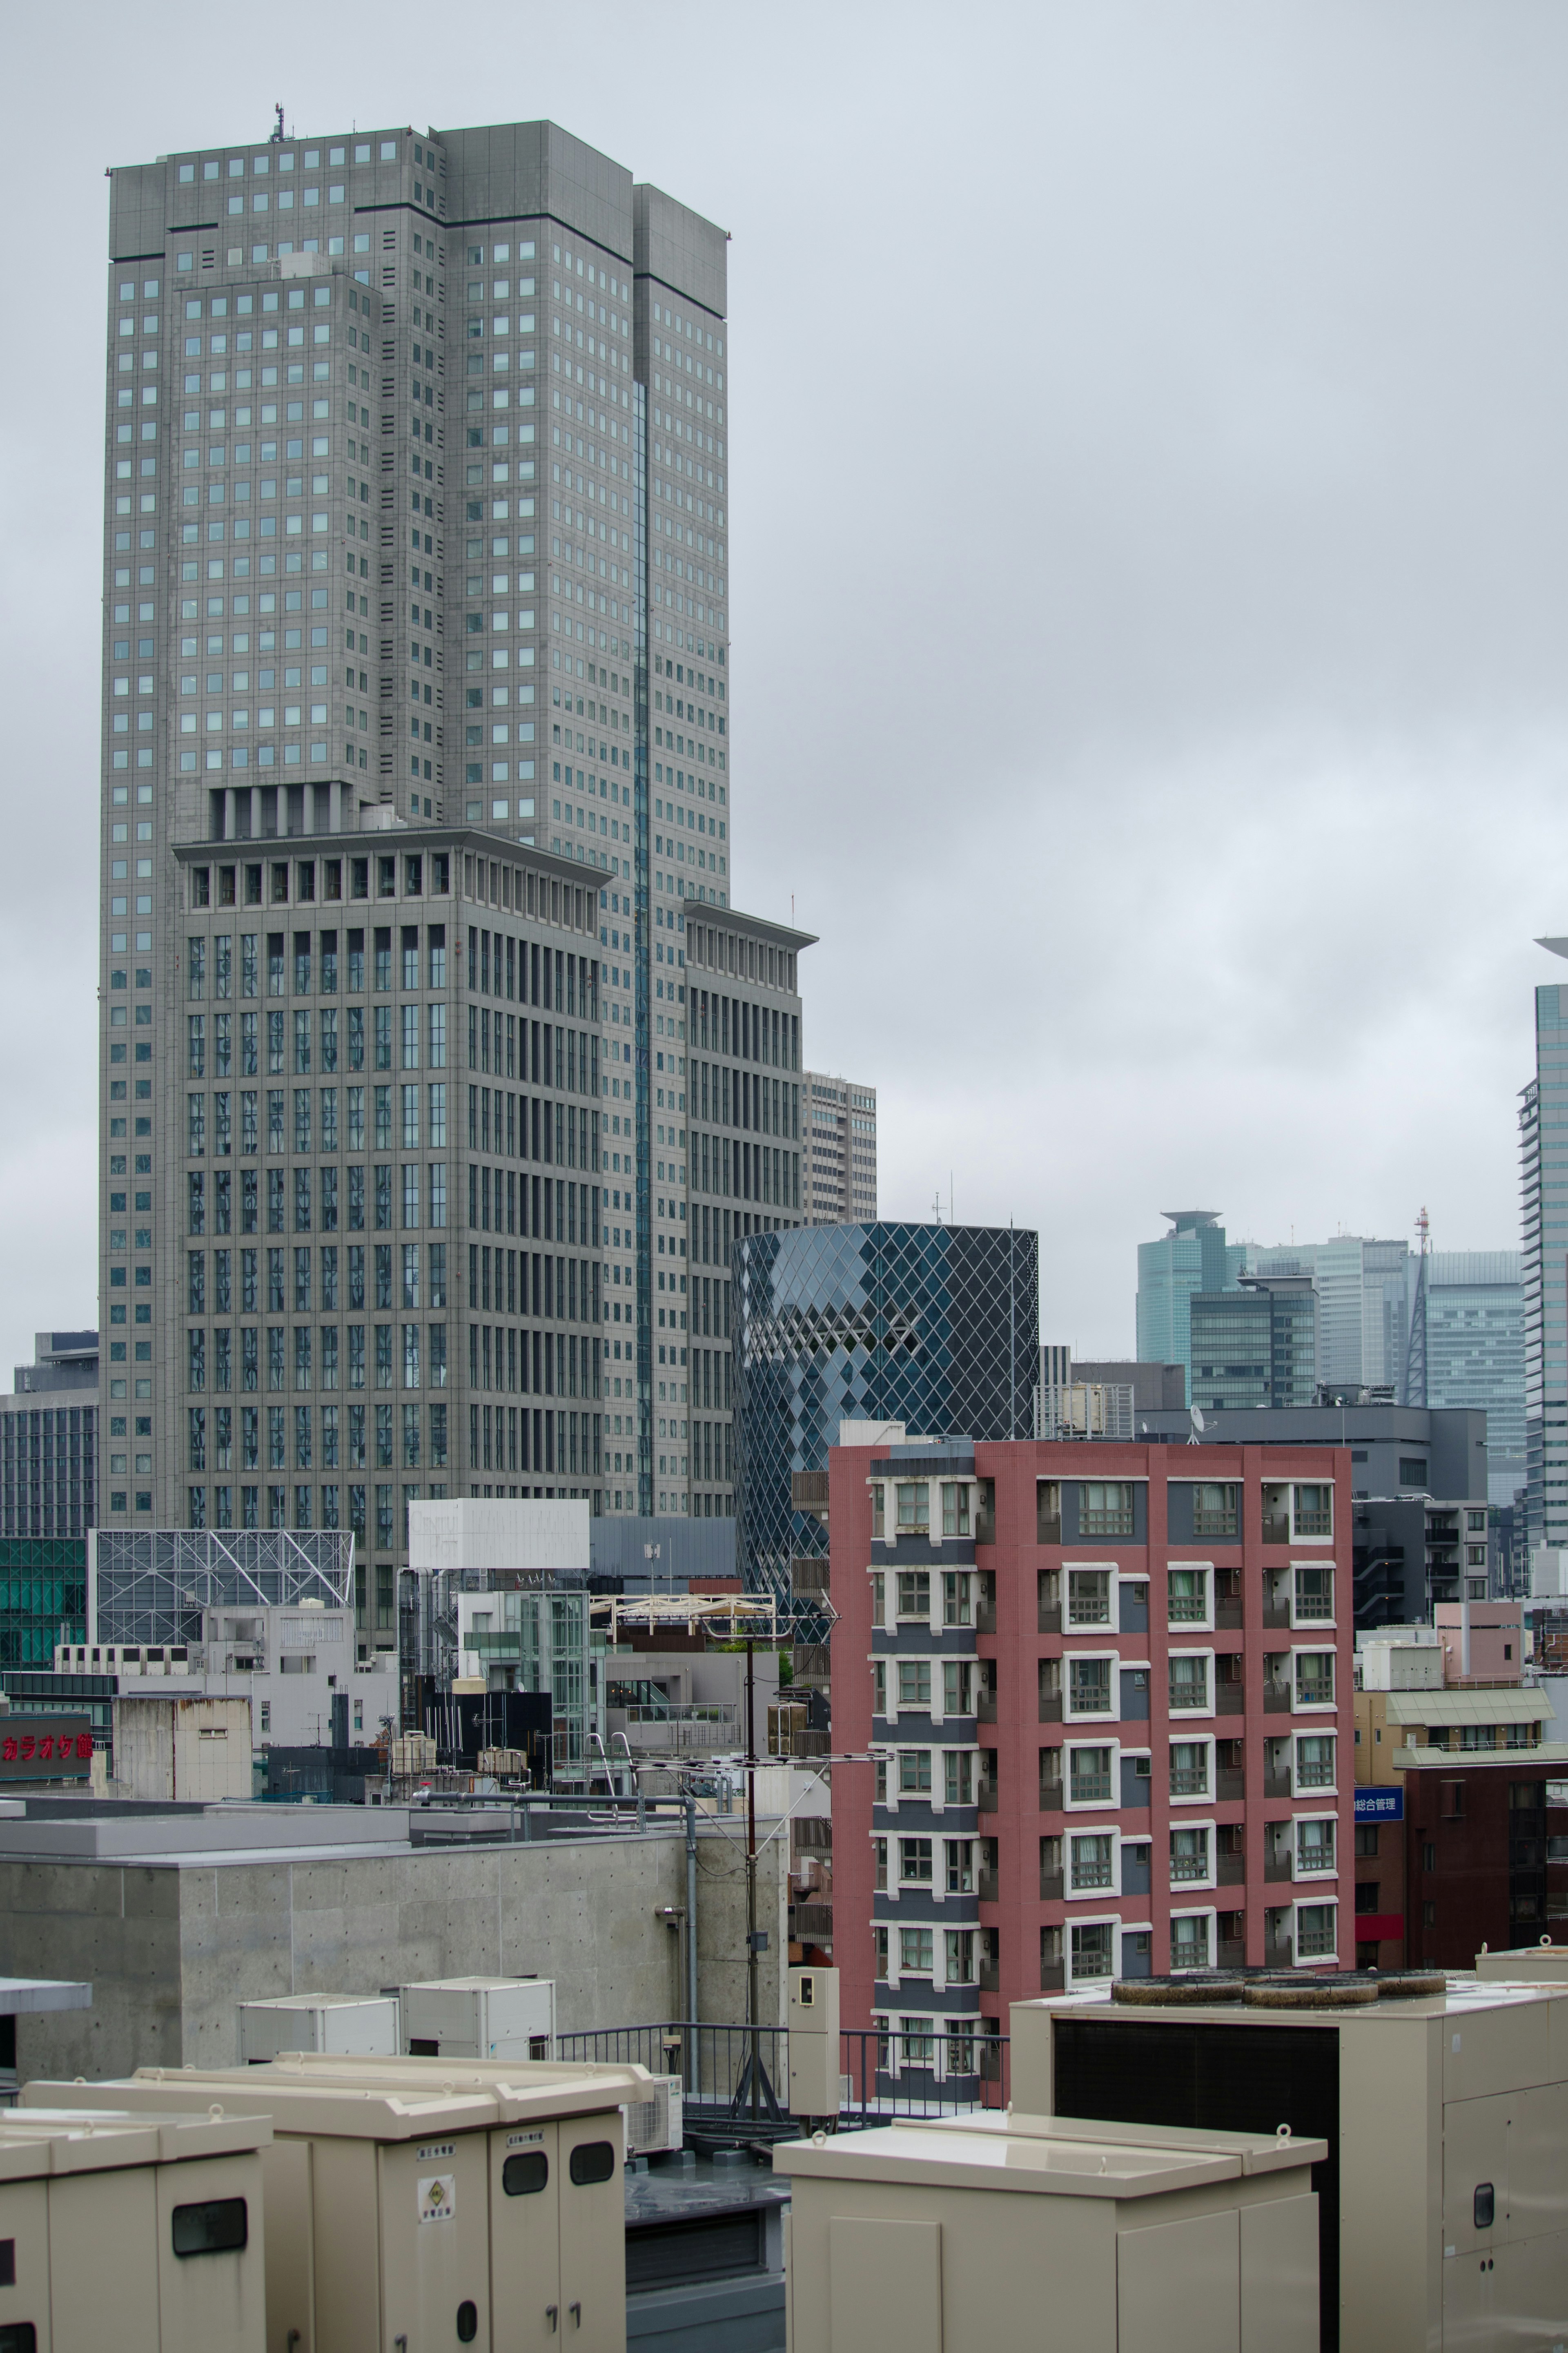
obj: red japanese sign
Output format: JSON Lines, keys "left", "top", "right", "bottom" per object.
{"left": 0, "top": 1716, "right": 93, "bottom": 1778}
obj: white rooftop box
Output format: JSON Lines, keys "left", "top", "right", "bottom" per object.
{"left": 237, "top": 1992, "right": 400, "bottom": 2064}
{"left": 400, "top": 1975, "right": 557, "bottom": 2061}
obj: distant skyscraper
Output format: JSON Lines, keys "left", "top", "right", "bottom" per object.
{"left": 1244, "top": 1235, "right": 1410, "bottom": 1393}
{"left": 1189, "top": 1274, "right": 1316, "bottom": 1412}
{"left": 96, "top": 118, "right": 810, "bottom": 1626}
{"left": 1423, "top": 1253, "right": 1524, "bottom": 1505}
{"left": 1135, "top": 1211, "right": 1244, "bottom": 1403}
{"left": 1521, "top": 942, "right": 1568, "bottom": 1556}
{"left": 0, "top": 1335, "right": 99, "bottom": 1541}
{"left": 802, "top": 1073, "right": 876, "bottom": 1224}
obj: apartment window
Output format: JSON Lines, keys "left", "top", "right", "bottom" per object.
{"left": 1294, "top": 1483, "right": 1332, "bottom": 1537}
{"left": 1192, "top": 1482, "right": 1239, "bottom": 1538}
{"left": 872, "top": 1659, "right": 886, "bottom": 1717}
{"left": 1080, "top": 1481, "right": 1134, "bottom": 1537}
{"left": 897, "top": 1659, "right": 932, "bottom": 1710}
{"left": 898, "top": 1750, "right": 932, "bottom": 1795}
{"left": 1169, "top": 1740, "right": 1209, "bottom": 1798}
{"left": 873, "top": 1837, "right": 887, "bottom": 1893}
{"left": 896, "top": 1569, "right": 930, "bottom": 1620}
{"left": 898, "top": 1927, "right": 933, "bottom": 1976}
{"left": 1068, "top": 1656, "right": 1112, "bottom": 1715}
{"left": 1069, "top": 1920, "right": 1114, "bottom": 1981}
{"left": 1354, "top": 1824, "right": 1379, "bottom": 1859}
{"left": 940, "top": 1481, "right": 971, "bottom": 1537}
{"left": 1171, "top": 1914, "right": 1212, "bottom": 1969}
{"left": 1293, "top": 1565, "right": 1334, "bottom": 1623}
{"left": 1296, "top": 1818, "right": 1336, "bottom": 1875}
{"left": 899, "top": 1836, "right": 933, "bottom": 1885}
{"left": 1296, "top": 1902, "right": 1337, "bottom": 1959}
{"left": 942, "top": 1660, "right": 971, "bottom": 1717}
{"left": 1296, "top": 1734, "right": 1336, "bottom": 1789}
{"left": 869, "top": 1482, "right": 884, "bottom": 1537}
{"left": 945, "top": 1838, "right": 974, "bottom": 1894}
{"left": 1167, "top": 1567, "right": 1208, "bottom": 1624}
{"left": 944, "top": 1750, "right": 973, "bottom": 1805}
{"left": 1069, "top": 1746, "right": 1114, "bottom": 1806}
{"left": 1168, "top": 1654, "right": 1211, "bottom": 1713}
{"left": 1295, "top": 1652, "right": 1334, "bottom": 1708}
{"left": 898, "top": 2014, "right": 935, "bottom": 2066}
{"left": 942, "top": 1570, "right": 971, "bottom": 1627}
{"left": 1171, "top": 1827, "right": 1210, "bottom": 1885}
{"left": 944, "top": 1929, "right": 975, "bottom": 1986}
{"left": 1399, "top": 1458, "right": 1429, "bottom": 1487}
{"left": 896, "top": 1481, "right": 929, "bottom": 1535}
{"left": 1067, "top": 1568, "right": 1112, "bottom": 1627}
{"left": 1070, "top": 1832, "right": 1114, "bottom": 1892}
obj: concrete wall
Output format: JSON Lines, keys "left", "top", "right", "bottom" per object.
{"left": 111, "top": 1697, "right": 253, "bottom": 1801}
{"left": 1, "top": 1820, "right": 787, "bottom": 2083}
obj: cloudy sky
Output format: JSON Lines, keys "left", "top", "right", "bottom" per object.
{"left": 3, "top": 1, "right": 1564, "bottom": 1374}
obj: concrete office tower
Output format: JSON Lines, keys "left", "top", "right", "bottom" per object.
{"left": 1135, "top": 1211, "right": 1245, "bottom": 1402}
{"left": 0, "top": 1335, "right": 99, "bottom": 1541}
{"left": 1521, "top": 944, "right": 1568, "bottom": 1559}
{"left": 97, "top": 120, "right": 809, "bottom": 1605}
{"left": 802, "top": 1073, "right": 877, "bottom": 1223}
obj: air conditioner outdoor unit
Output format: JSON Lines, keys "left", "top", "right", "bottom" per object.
{"left": 623, "top": 2077, "right": 684, "bottom": 2156}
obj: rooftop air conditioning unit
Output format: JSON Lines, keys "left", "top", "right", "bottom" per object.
{"left": 623, "top": 2077, "right": 683, "bottom": 2156}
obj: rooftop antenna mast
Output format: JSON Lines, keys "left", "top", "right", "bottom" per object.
{"left": 1403, "top": 1207, "right": 1430, "bottom": 1410}
{"left": 270, "top": 103, "right": 285, "bottom": 144}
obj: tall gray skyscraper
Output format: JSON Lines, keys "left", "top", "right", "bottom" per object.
{"left": 99, "top": 118, "right": 809, "bottom": 1653}
{"left": 801, "top": 1071, "right": 877, "bottom": 1223}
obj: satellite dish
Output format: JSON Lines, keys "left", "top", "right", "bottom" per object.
{"left": 1191, "top": 1405, "right": 1206, "bottom": 1433}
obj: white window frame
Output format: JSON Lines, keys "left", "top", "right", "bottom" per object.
{"left": 1067, "top": 1827, "right": 1121, "bottom": 1900}
{"left": 895, "top": 1654, "right": 934, "bottom": 1716}
{"left": 1291, "top": 1645, "right": 1336, "bottom": 1713}
{"left": 1291, "top": 1896, "right": 1339, "bottom": 1966}
{"left": 893, "top": 1920, "right": 935, "bottom": 1983}
{"left": 1290, "top": 1483, "right": 1334, "bottom": 1545}
{"left": 933, "top": 1742, "right": 978, "bottom": 1814}
{"left": 1064, "top": 1735, "right": 1122, "bottom": 1812}
{"left": 1065, "top": 1914, "right": 1120, "bottom": 1986}
{"left": 1167, "top": 1646, "right": 1216, "bottom": 1720}
{"left": 1062, "top": 1561, "right": 1118, "bottom": 1632}
{"left": 1292, "top": 1731, "right": 1337, "bottom": 1797}
{"left": 1290, "top": 1559, "right": 1337, "bottom": 1630}
{"left": 1063, "top": 1646, "right": 1120, "bottom": 1721}
{"left": 896, "top": 1831, "right": 935, "bottom": 1890}
{"left": 1165, "top": 1559, "right": 1214, "bottom": 1633}
{"left": 1292, "top": 1810, "right": 1339, "bottom": 1880}
{"left": 1169, "top": 1819, "right": 1217, "bottom": 1894}
{"left": 1168, "top": 1732, "right": 1217, "bottom": 1805}
{"left": 1169, "top": 1906, "right": 1218, "bottom": 1974}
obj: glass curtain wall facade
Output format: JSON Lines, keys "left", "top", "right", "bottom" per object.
{"left": 1424, "top": 1252, "right": 1525, "bottom": 1505}
{"left": 734, "top": 1223, "right": 1040, "bottom": 1597}
{"left": 1136, "top": 1213, "right": 1243, "bottom": 1403}
{"left": 0, "top": 1540, "right": 89, "bottom": 1669}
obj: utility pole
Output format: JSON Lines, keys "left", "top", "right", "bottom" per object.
{"left": 745, "top": 1633, "right": 759, "bottom": 2123}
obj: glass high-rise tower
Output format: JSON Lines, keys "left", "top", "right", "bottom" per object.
{"left": 97, "top": 118, "right": 809, "bottom": 1658}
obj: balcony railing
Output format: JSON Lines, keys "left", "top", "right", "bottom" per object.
{"left": 1217, "top": 1853, "right": 1245, "bottom": 1886}
{"left": 1036, "top": 1514, "right": 1062, "bottom": 1546}
{"left": 1263, "top": 1682, "right": 1292, "bottom": 1713}
{"left": 1039, "top": 1775, "right": 1064, "bottom": 1812}
{"left": 1296, "top": 1847, "right": 1335, "bottom": 1877}
{"left": 978, "top": 1783, "right": 998, "bottom": 1813}
{"left": 977, "top": 1689, "right": 997, "bottom": 1724}
{"left": 1217, "top": 1768, "right": 1245, "bottom": 1801}
{"left": 1068, "top": 1600, "right": 1114, "bottom": 1630}
{"left": 978, "top": 1869, "right": 1000, "bottom": 1904}
{"left": 977, "top": 1599, "right": 997, "bottom": 1635}
{"left": 1170, "top": 1854, "right": 1211, "bottom": 1883}
{"left": 1261, "top": 1514, "right": 1291, "bottom": 1545}
{"left": 1168, "top": 1596, "right": 1208, "bottom": 1625}
{"left": 1296, "top": 1759, "right": 1336, "bottom": 1789}
{"left": 1298, "top": 1921, "right": 1336, "bottom": 1957}
{"left": 1263, "top": 1770, "right": 1293, "bottom": 1799}
{"left": 979, "top": 1962, "right": 1000, "bottom": 1993}
{"left": 1293, "top": 1595, "right": 1334, "bottom": 1623}
{"left": 1039, "top": 1869, "right": 1064, "bottom": 1901}
{"left": 1169, "top": 1768, "right": 1209, "bottom": 1797}
{"left": 1081, "top": 1511, "right": 1134, "bottom": 1539}
{"left": 1040, "top": 1959, "right": 1066, "bottom": 1992}
{"left": 1038, "top": 1601, "right": 1062, "bottom": 1635}
{"left": 1264, "top": 1856, "right": 1294, "bottom": 1882}
{"left": 1215, "top": 1601, "right": 1243, "bottom": 1630}
{"left": 1038, "top": 1688, "right": 1063, "bottom": 1724}
{"left": 1296, "top": 1510, "right": 1332, "bottom": 1538}
{"left": 1216, "top": 1685, "right": 1245, "bottom": 1716}
{"left": 1296, "top": 1678, "right": 1334, "bottom": 1708}
{"left": 1071, "top": 1865, "right": 1114, "bottom": 1892}
{"left": 1193, "top": 1512, "right": 1240, "bottom": 1541}
{"left": 1262, "top": 1600, "right": 1292, "bottom": 1630}
{"left": 1069, "top": 1773, "right": 1113, "bottom": 1805}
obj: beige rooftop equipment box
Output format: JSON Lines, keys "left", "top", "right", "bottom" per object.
{"left": 1473, "top": 1939, "right": 1568, "bottom": 1985}
{"left": 1009, "top": 1972, "right": 1568, "bottom": 2353}
{"left": 0, "top": 2104, "right": 267, "bottom": 2353}
{"left": 775, "top": 2111, "right": 1325, "bottom": 2353}
{"left": 26, "top": 2057, "right": 647, "bottom": 2353}
{"left": 236, "top": 1992, "right": 401, "bottom": 2063}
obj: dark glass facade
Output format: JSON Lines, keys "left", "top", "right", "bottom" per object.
{"left": 734, "top": 1222, "right": 1039, "bottom": 1595}
{"left": 0, "top": 1538, "right": 89, "bottom": 1669}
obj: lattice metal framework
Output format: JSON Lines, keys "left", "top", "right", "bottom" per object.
{"left": 93, "top": 1528, "right": 352, "bottom": 1647}
{"left": 734, "top": 1222, "right": 1040, "bottom": 1601}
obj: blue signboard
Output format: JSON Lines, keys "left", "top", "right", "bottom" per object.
{"left": 1354, "top": 1787, "right": 1403, "bottom": 1823}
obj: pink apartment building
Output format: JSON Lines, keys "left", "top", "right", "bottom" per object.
{"left": 830, "top": 1436, "right": 1354, "bottom": 2078}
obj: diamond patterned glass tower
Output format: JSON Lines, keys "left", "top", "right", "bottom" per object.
{"left": 734, "top": 1223, "right": 1040, "bottom": 1596}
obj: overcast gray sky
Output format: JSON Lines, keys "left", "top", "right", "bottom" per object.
{"left": 3, "top": 1, "right": 1564, "bottom": 1373}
